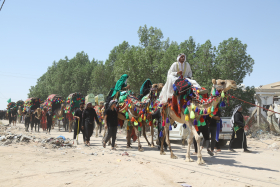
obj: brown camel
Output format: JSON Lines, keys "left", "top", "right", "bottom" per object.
{"left": 118, "top": 83, "right": 163, "bottom": 151}
{"left": 160, "top": 79, "right": 237, "bottom": 164}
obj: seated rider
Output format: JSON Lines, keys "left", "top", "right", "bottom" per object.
{"left": 105, "top": 74, "right": 130, "bottom": 110}
{"left": 159, "top": 53, "right": 207, "bottom": 104}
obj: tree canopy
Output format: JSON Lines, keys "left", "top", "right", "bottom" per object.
{"left": 28, "top": 25, "right": 255, "bottom": 116}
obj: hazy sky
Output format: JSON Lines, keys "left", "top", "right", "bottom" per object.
{"left": 1, "top": 0, "right": 279, "bottom": 109}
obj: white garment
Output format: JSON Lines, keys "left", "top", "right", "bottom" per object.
{"left": 159, "top": 60, "right": 201, "bottom": 104}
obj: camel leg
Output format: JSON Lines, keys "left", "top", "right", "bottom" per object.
{"left": 187, "top": 124, "right": 204, "bottom": 165}
{"left": 150, "top": 125, "right": 155, "bottom": 147}
{"left": 182, "top": 138, "right": 186, "bottom": 147}
{"left": 142, "top": 124, "right": 151, "bottom": 147}
{"left": 126, "top": 126, "right": 132, "bottom": 148}
{"left": 160, "top": 130, "right": 166, "bottom": 155}
{"left": 134, "top": 126, "right": 143, "bottom": 152}
{"left": 186, "top": 130, "right": 194, "bottom": 162}
{"left": 165, "top": 125, "right": 178, "bottom": 159}
{"left": 58, "top": 121, "right": 60, "bottom": 132}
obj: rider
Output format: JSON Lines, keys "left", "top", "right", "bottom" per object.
{"left": 159, "top": 53, "right": 207, "bottom": 104}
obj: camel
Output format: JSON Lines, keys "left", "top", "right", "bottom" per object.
{"left": 118, "top": 83, "right": 163, "bottom": 151}
{"left": 52, "top": 104, "right": 65, "bottom": 131}
{"left": 159, "top": 79, "right": 237, "bottom": 164}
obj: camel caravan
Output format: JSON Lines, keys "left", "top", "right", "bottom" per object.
{"left": 2, "top": 53, "right": 243, "bottom": 165}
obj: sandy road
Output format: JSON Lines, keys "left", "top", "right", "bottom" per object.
{"left": 0, "top": 119, "right": 280, "bottom": 187}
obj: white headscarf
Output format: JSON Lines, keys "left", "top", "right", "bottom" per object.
{"left": 176, "top": 53, "right": 186, "bottom": 71}
{"left": 230, "top": 105, "right": 242, "bottom": 126}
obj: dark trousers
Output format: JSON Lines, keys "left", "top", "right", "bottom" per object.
{"left": 193, "top": 128, "right": 210, "bottom": 153}
{"left": 34, "top": 119, "right": 40, "bottom": 131}
{"left": 25, "top": 118, "right": 30, "bottom": 131}
{"left": 104, "top": 126, "right": 117, "bottom": 147}
{"left": 31, "top": 120, "right": 35, "bottom": 130}
{"left": 84, "top": 120, "right": 94, "bottom": 141}
{"left": 47, "top": 121, "right": 52, "bottom": 132}
{"left": 209, "top": 126, "right": 220, "bottom": 151}
{"left": 73, "top": 121, "right": 85, "bottom": 141}
{"left": 9, "top": 117, "right": 12, "bottom": 124}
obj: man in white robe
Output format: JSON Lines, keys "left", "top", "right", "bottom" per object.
{"left": 159, "top": 53, "right": 207, "bottom": 104}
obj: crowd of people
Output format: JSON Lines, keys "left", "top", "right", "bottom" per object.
{"left": 0, "top": 53, "right": 250, "bottom": 153}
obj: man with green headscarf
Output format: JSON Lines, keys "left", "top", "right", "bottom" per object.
{"left": 111, "top": 74, "right": 130, "bottom": 98}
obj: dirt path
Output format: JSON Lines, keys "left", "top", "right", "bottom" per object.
{"left": 0, "top": 120, "right": 280, "bottom": 187}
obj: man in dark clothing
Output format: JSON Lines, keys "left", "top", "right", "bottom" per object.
{"left": 11, "top": 108, "right": 18, "bottom": 126}
{"left": 46, "top": 108, "right": 53, "bottom": 134}
{"left": 206, "top": 108, "right": 221, "bottom": 155}
{"left": 73, "top": 102, "right": 85, "bottom": 144}
{"left": 34, "top": 108, "right": 41, "bottom": 132}
{"left": 103, "top": 100, "right": 118, "bottom": 150}
{"left": 82, "top": 102, "right": 100, "bottom": 146}
{"left": 24, "top": 110, "right": 31, "bottom": 132}
{"left": 229, "top": 105, "right": 251, "bottom": 153}
{"left": 8, "top": 110, "right": 12, "bottom": 125}
{"left": 30, "top": 110, "right": 35, "bottom": 132}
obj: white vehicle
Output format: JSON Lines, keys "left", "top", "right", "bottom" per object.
{"left": 169, "top": 118, "right": 233, "bottom": 146}
{"left": 218, "top": 117, "right": 233, "bottom": 146}
{"left": 169, "top": 122, "right": 191, "bottom": 141}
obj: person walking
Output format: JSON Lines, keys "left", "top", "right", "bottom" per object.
{"left": 24, "top": 109, "right": 31, "bottom": 132}
{"left": 30, "top": 110, "right": 35, "bottom": 132}
{"left": 41, "top": 107, "right": 47, "bottom": 131}
{"left": 82, "top": 102, "right": 100, "bottom": 146}
{"left": 103, "top": 100, "right": 118, "bottom": 150}
{"left": 206, "top": 108, "right": 221, "bottom": 155}
{"left": 11, "top": 107, "right": 18, "bottom": 126}
{"left": 229, "top": 105, "right": 251, "bottom": 153}
{"left": 46, "top": 108, "right": 53, "bottom": 134}
{"left": 34, "top": 108, "right": 41, "bottom": 132}
{"left": 73, "top": 102, "right": 85, "bottom": 144}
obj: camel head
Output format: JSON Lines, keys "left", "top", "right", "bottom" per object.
{"left": 18, "top": 106, "right": 22, "bottom": 110}
{"left": 151, "top": 83, "right": 164, "bottom": 92}
{"left": 212, "top": 79, "right": 237, "bottom": 92}
{"left": 61, "top": 104, "right": 65, "bottom": 109}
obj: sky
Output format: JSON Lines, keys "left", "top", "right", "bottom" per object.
{"left": 0, "top": 0, "right": 279, "bottom": 109}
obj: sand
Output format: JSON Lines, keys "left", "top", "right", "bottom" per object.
{"left": 0, "top": 120, "right": 280, "bottom": 187}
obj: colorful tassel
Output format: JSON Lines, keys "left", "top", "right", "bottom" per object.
{"left": 131, "top": 117, "right": 135, "bottom": 122}
{"left": 190, "top": 111, "right": 195, "bottom": 119}
{"left": 134, "top": 121, "right": 138, "bottom": 126}
{"left": 138, "top": 117, "right": 142, "bottom": 122}
{"left": 215, "top": 90, "right": 219, "bottom": 96}
{"left": 221, "top": 101, "right": 226, "bottom": 107}
{"left": 187, "top": 100, "right": 191, "bottom": 106}
{"left": 195, "top": 107, "right": 198, "bottom": 113}
{"left": 191, "top": 103, "right": 195, "bottom": 110}
{"left": 166, "top": 117, "right": 170, "bottom": 123}
{"left": 138, "top": 126, "right": 141, "bottom": 131}
{"left": 128, "top": 121, "right": 131, "bottom": 126}
{"left": 203, "top": 115, "right": 207, "bottom": 119}
{"left": 184, "top": 107, "right": 189, "bottom": 115}
{"left": 211, "top": 106, "right": 214, "bottom": 112}
{"left": 185, "top": 115, "right": 189, "bottom": 121}
{"left": 204, "top": 109, "right": 207, "bottom": 114}
{"left": 200, "top": 116, "right": 204, "bottom": 122}
{"left": 221, "top": 91, "right": 225, "bottom": 98}
{"left": 207, "top": 107, "right": 211, "bottom": 114}
{"left": 212, "top": 88, "right": 216, "bottom": 96}
{"left": 200, "top": 109, "right": 203, "bottom": 115}
{"left": 162, "top": 121, "right": 165, "bottom": 127}
{"left": 193, "top": 119, "right": 198, "bottom": 125}
{"left": 149, "top": 121, "right": 152, "bottom": 126}
{"left": 134, "top": 108, "right": 136, "bottom": 112}
{"left": 183, "top": 104, "right": 186, "bottom": 109}
{"left": 169, "top": 124, "right": 172, "bottom": 130}
{"left": 159, "top": 130, "right": 163, "bottom": 137}
{"left": 183, "top": 124, "right": 187, "bottom": 129}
